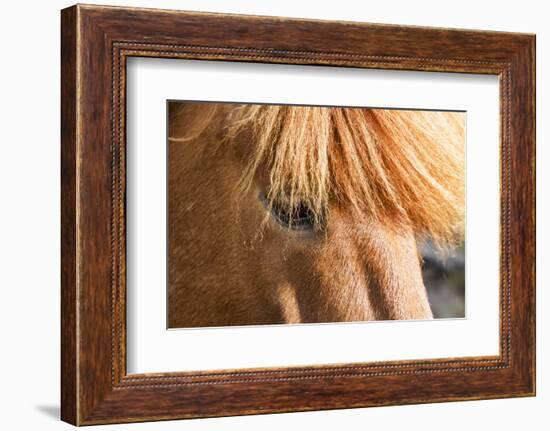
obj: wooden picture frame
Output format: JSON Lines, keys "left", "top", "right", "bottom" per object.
{"left": 61, "top": 4, "right": 535, "bottom": 425}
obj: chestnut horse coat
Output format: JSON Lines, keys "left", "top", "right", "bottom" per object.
{"left": 168, "top": 103, "right": 464, "bottom": 328}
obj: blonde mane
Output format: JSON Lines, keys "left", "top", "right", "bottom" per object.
{"left": 170, "top": 103, "right": 465, "bottom": 246}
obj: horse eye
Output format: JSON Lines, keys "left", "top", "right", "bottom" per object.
{"left": 259, "top": 193, "right": 316, "bottom": 231}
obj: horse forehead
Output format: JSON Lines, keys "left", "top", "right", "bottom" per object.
{"left": 321, "top": 208, "right": 416, "bottom": 253}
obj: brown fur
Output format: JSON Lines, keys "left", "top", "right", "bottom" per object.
{"left": 168, "top": 102, "right": 464, "bottom": 327}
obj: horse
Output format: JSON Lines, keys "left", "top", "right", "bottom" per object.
{"left": 167, "top": 102, "right": 465, "bottom": 328}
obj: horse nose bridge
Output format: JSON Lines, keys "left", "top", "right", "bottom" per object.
{"left": 348, "top": 224, "right": 433, "bottom": 321}
{"left": 323, "top": 214, "right": 433, "bottom": 321}
{"left": 375, "top": 260, "right": 433, "bottom": 321}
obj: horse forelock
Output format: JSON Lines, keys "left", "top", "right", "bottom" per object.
{"left": 170, "top": 102, "right": 465, "bottom": 248}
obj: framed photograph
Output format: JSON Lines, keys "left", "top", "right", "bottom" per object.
{"left": 61, "top": 4, "right": 536, "bottom": 425}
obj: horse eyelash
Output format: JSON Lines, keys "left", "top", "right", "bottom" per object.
{"left": 258, "top": 192, "right": 318, "bottom": 231}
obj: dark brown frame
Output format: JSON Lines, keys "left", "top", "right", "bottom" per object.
{"left": 61, "top": 4, "right": 536, "bottom": 426}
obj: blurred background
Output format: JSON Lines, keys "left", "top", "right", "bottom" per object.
{"left": 420, "top": 240, "right": 465, "bottom": 318}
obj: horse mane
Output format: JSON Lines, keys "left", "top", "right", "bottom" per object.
{"left": 170, "top": 103, "right": 465, "bottom": 247}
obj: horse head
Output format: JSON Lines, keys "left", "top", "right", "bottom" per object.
{"left": 167, "top": 103, "right": 464, "bottom": 327}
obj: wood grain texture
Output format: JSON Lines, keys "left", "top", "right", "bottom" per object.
{"left": 60, "top": 4, "right": 535, "bottom": 425}
{"left": 60, "top": 5, "right": 78, "bottom": 425}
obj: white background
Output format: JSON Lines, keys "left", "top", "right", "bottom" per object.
{"left": 0, "top": 0, "right": 547, "bottom": 430}
{"left": 127, "top": 60, "right": 500, "bottom": 373}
